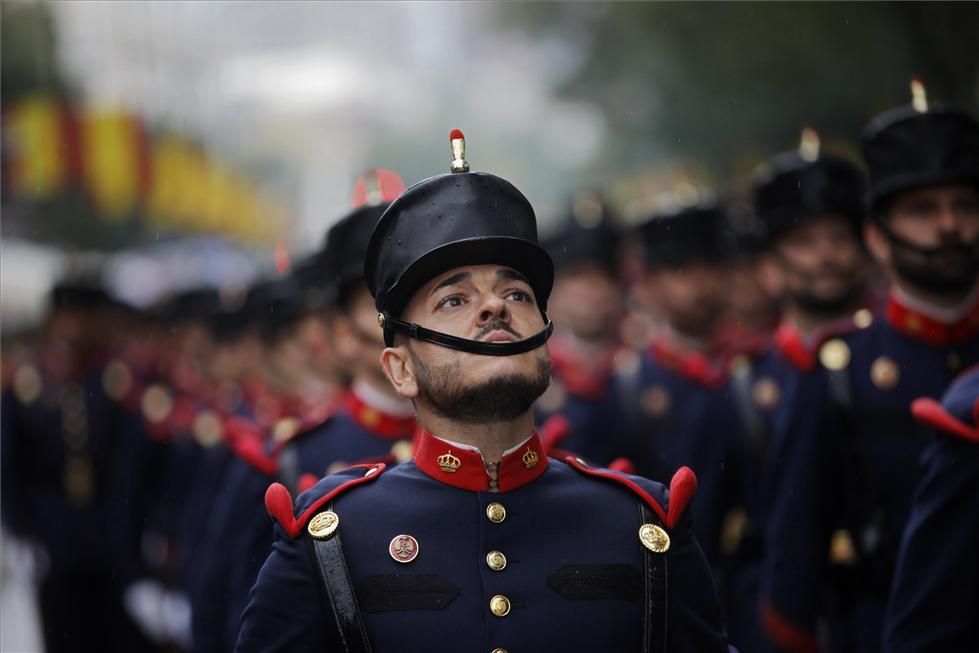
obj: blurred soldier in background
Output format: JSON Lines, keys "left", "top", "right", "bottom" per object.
{"left": 622, "top": 197, "right": 761, "bottom": 649}
{"left": 732, "top": 130, "right": 870, "bottom": 652}
{"left": 536, "top": 190, "right": 631, "bottom": 465}
{"left": 625, "top": 199, "right": 742, "bottom": 557}
{"left": 762, "top": 87, "right": 979, "bottom": 653}
{"left": 753, "top": 129, "right": 870, "bottom": 343}
{"left": 1, "top": 276, "right": 154, "bottom": 652}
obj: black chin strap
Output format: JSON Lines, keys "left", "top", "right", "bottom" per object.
{"left": 379, "top": 312, "right": 553, "bottom": 356}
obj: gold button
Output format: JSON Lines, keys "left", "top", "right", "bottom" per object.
{"left": 819, "top": 339, "right": 851, "bottom": 371}
{"left": 486, "top": 550, "right": 507, "bottom": 571}
{"left": 853, "top": 308, "right": 873, "bottom": 329}
{"left": 870, "top": 356, "right": 900, "bottom": 391}
{"left": 489, "top": 594, "right": 511, "bottom": 617}
{"left": 486, "top": 502, "right": 506, "bottom": 523}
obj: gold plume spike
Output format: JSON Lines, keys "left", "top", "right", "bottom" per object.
{"left": 449, "top": 129, "right": 469, "bottom": 173}
{"left": 911, "top": 77, "right": 928, "bottom": 113}
{"left": 799, "top": 126, "right": 820, "bottom": 162}
{"left": 673, "top": 180, "right": 700, "bottom": 208}
{"left": 364, "top": 169, "right": 383, "bottom": 206}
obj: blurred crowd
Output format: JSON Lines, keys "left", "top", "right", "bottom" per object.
{"left": 2, "top": 82, "right": 979, "bottom": 653}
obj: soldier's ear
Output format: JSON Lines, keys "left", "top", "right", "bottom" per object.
{"left": 864, "top": 222, "right": 891, "bottom": 267}
{"left": 380, "top": 346, "right": 419, "bottom": 399}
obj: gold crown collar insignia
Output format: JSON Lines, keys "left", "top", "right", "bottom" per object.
{"left": 437, "top": 450, "right": 462, "bottom": 473}
{"left": 521, "top": 447, "right": 540, "bottom": 469}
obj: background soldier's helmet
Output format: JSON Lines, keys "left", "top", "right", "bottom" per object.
{"left": 543, "top": 190, "right": 621, "bottom": 274}
{"left": 861, "top": 81, "right": 979, "bottom": 212}
{"left": 638, "top": 200, "right": 728, "bottom": 269}
{"left": 753, "top": 128, "right": 866, "bottom": 240}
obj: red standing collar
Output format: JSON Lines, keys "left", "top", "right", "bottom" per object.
{"left": 648, "top": 337, "right": 728, "bottom": 388}
{"left": 548, "top": 335, "right": 619, "bottom": 399}
{"left": 773, "top": 322, "right": 816, "bottom": 372}
{"left": 413, "top": 429, "right": 548, "bottom": 493}
{"left": 886, "top": 293, "right": 979, "bottom": 346}
{"left": 344, "top": 390, "right": 416, "bottom": 440}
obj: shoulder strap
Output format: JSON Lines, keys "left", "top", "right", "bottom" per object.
{"left": 639, "top": 501, "right": 668, "bottom": 653}
{"left": 312, "top": 502, "right": 372, "bottom": 653}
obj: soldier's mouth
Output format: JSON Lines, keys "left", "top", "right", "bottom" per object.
{"left": 481, "top": 330, "right": 518, "bottom": 343}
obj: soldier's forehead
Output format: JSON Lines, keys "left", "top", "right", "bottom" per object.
{"left": 424, "top": 265, "right": 528, "bottom": 293}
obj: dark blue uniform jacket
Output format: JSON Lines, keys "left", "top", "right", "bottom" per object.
{"left": 236, "top": 430, "right": 733, "bottom": 653}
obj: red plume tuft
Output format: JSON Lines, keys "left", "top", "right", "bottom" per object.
{"left": 449, "top": 128, "right": 464, "bottom": 141}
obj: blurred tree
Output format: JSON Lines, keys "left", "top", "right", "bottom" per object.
{"left": 502, "top": 2, "right": 979, "bottom": 181}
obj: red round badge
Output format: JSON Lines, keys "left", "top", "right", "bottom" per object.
{"left": 388, "top": 534, "right": 419, "bottom": 563}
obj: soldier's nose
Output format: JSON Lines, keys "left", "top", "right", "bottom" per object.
{"left": 477, "top": 295, "right": 509, "bottom": 325}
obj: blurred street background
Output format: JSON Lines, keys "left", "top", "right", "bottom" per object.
{"left": 4, "top": 2, "right": 977, "bottom": 322}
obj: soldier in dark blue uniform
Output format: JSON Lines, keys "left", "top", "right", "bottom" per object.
{"left": 761, "top": 84, "right": 979, "bottom": 653}
{"left": 622, "top": 198, "right": 768, "bottom": 651}
{"left": 535, "top": 191, "right": 631, "bottom": 465}
{"left": 882, "top": 365, "right": 979, "bottom": 652}
{"left": 1, "top": 278, "right": 153, "bottom": 651}
{"left": 734, "top": 129, "right": 870, "bottom": 652}
{"left": 236, "top": 130, "right": 732, "bottom": 652}
{"left": 624, "top": 199, "right": 750, "bottom": 563}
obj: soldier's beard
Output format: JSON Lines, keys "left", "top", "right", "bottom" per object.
{"left": 792, "top": 288, "right": 862, "bottom": 318}
{"left": 889, "top": 237, "right": 979, "bottom": 297}
{"left": 783, "top": 264, "right": 864, "bottom": 319}
{"left": 409, "top": 346, "right": 551, "bottom": 424}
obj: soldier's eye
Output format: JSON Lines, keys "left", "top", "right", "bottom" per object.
{"left": 505, "top": 290, "right": 532, "bottom": 303}
{"left": 437, "top": 296, "right": 464, "bottom": 309}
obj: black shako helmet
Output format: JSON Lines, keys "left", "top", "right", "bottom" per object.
{"left": 543, "top": 190, "right": 620, "bottom": 274}
{"left": 364, "top": 130, "right": 554, "bottom": 355}
{"left": 639, "top": 196, "right": 727, "bottom": 268}
{"left": 323, "top": 202, "right": 390, "bottom": 306}
{"left": 862, "top": 80, "right": 979, "bottom": 214}
{"left": 753, "top": 127, "right": 866, "bottom": 242}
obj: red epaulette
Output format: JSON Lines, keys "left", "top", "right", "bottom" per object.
{"left": 265, "top": 463, "right": 388, "bottom": 538}
{"left": 564, "top": 457, "right": 696, "bottom": 530}
{"left": 233, "top": 434, "right": 279, "bottom": 476}
{"left": 539, "top": 414, "right": 571, "bottom": 452}
{"left": 911, "top": 396, "right": 979, "bottom": 444}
